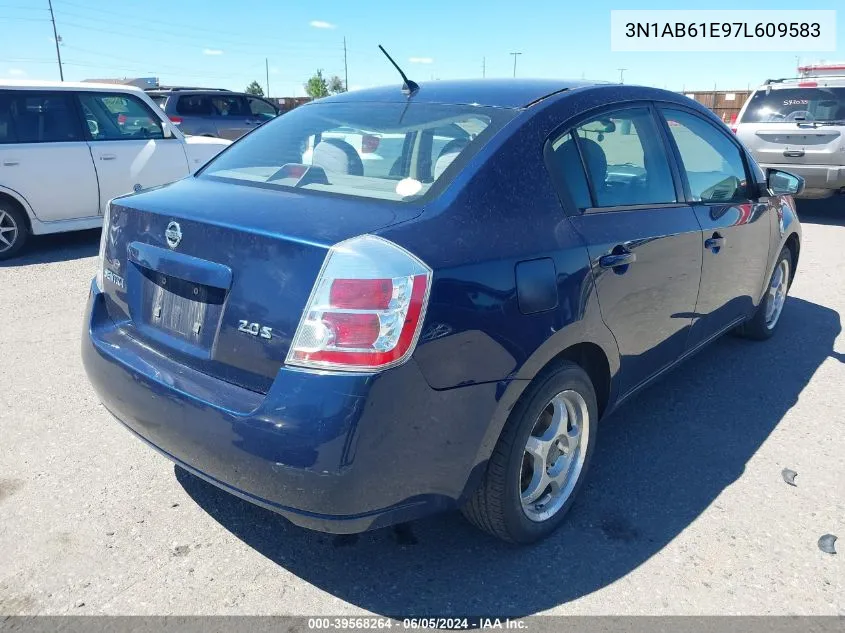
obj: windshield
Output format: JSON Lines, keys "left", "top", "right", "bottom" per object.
{"left": 200, "top": 101, "right": 516, "bottom": 203}
{"left": 740, "top": 87, "right": 845, "bottom": 123}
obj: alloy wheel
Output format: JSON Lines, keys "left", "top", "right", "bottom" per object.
{"left": 765, "top": 258, "right": 790, "bottom": 330}
{"left": 0, "top": 210, "right": 18, "bottom": 253}
{"left": 520, "top": 390, "right": 590, "bottom": 522}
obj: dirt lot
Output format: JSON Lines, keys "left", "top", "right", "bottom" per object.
{"left": 0, "top": 200, "right": 842, "bottom": 616}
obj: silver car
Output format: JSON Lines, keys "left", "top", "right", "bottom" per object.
{"left": 147, "top": 88, "right": 279, "bottom": 140}
{"left": 735, "top": 74, "right": 845, "bottom": 199}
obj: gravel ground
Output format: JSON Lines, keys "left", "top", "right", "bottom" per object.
{"left": 0, "top": 200, "right": 843, "bottom": 617}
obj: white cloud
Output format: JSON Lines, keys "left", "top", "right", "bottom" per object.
{"left": 309, "top": 20, "right": 336, "bottom": 29}
{"left": 203, "top": 48, "right": 223, "bottom": 56}
{"left": 7, "top": 68, "right": 26, "bottom": 77}
{"left": 409, "top": 57, "right": 434, "bottom": 64}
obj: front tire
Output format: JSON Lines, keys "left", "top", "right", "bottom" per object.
{"left": 461, "top": 362, "right": 598, "bottom": 543}
{"left": 0, "top": 200, "right": 29, "bottom": 260}
{"left": 739, "top": 247, "right": 793, "bottom": 340}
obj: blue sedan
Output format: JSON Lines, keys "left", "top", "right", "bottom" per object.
{"left": 82, "top": 79, "right": 802, "bottom": 543}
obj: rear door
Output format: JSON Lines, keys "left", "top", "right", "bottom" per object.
{"left": 77, "top": 91, "right": 190, "bottom": 213}
{"left": 737, "top": 86, "right": 845, "bottom": 166}
{"left": 548, "top": 105, "right": 703, "bottom": 394}
{"left": 209, "top": 94, "right": 253, "bottom": 140}
{"left": 659, "top": 106, "right": 771, "bottom": 347}
{"left": 0, "top": 90, "right": 98, "bottom": 222}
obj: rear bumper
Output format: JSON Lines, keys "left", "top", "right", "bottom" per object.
{"left": 82, "top": 284, "right": 508, "bottom": 533}
{"left": 759, "top": 163, "right": 845, "bottom": 198}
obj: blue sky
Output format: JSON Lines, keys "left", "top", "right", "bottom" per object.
{"left": 0, "top": 0, "right": 842, "bottom": 97}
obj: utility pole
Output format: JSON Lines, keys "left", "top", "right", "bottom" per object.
{"left": 510, "top": 52, "right": 522, "bottom": 78}
{"left": 482, "top": 56, "right": 486, "bottom": 78}
{"left": 47, "top": 0, "right": 63, "bottom": 81}
{"left": 617, "top": 68, "right": 627, "bottom": 84}
{"left": 343, "top": 37, "right": 348, "bottom": 91}
{"left": 265, "top": 58, "right": 270, "bottom": 97}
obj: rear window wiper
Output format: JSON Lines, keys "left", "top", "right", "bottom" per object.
{"left": 815, "top": 120, "right": 845, "bottom": 126}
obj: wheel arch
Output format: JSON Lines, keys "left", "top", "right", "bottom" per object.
{"left": 0, "top": 187, "right": 34, "bottom": 232}
{"left": 784, "top": 232, "right": 800, "bottom": 283}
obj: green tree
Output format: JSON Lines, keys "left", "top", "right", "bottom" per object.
{"left": 328, "top": 75, "right": 346, "bottom": 94}
{"left": 245, "top": 80, "right": 264, "bottom": 96}
{"left": 304, "top": 69, "right": 329, "bottom": 99}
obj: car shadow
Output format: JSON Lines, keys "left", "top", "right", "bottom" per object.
{"left": 0, "top": 229, "right": 100, "bottom": 266}
{"left": 796, "top": 197, "right": 845, "bottom": 225}
{"left": 176, "top": 296, "right": 841, "bottom": 618}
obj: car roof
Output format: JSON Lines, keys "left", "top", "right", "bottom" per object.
{"left": 757, "top": 75, "right": 845, "bottom": 89}
{"left": 0, "top": 79, "right": 146, "bottom": 94}
{"left": 313, "top": 79, "right": 606, "bottom": 109}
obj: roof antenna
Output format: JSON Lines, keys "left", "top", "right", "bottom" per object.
{"left": 378, "top": 45, "right": 419, "bottom": 96}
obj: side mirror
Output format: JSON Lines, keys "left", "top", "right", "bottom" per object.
{"left": 766, "top": 168, "right": 804, "bottom": 196}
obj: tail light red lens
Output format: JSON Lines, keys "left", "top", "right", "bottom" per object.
{"left": 287, "top": 235, "right": 432, "bottom": 372}
{"left": 361, "top": 134, "right": 380, "bottom": 153}
{"left": 117, "top": 113, "right": 127, "bottom": 125}
{"left": 322, "top": 313, "right": 381, "bottom": 348}
{"left": 330, "top": 278, "right": 392, "bottom": 309}
{"left": 169, "top": 116, "right": 183, "bottom": 125}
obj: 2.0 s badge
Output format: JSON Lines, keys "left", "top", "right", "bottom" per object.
{"left": 238, "top": 320, "right": 273, "bottom": 339}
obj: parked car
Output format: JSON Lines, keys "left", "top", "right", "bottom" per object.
{"left": 82, "top": 80, "right": 803, "bottom": 543}
{"left": 147, "top": 87, "right": 279, "bottom": 140}
{"left": 734, "top": 73, "right": 845, "bottom": 198}
{"left": 0, "top": 81, "right": 231, "bottom": 259}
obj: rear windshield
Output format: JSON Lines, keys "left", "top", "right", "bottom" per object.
{"left": 200, "top": 101, "right": 516, "bottom": 202}
{"left": 740, "top": 87, "right": 845, "bottom": 123}
{"left": 148, "top": 94, "right": 167, "bottom": 109}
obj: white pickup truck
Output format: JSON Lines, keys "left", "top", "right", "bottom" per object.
{"left": 0, "top": 80, "right": 231, "bottom": 259}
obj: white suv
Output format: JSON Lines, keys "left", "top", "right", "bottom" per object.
{"left": 0, "top": 80, "right": 231, "bottom": 259}
{"left": 735, "top": 74, "right": 845, "bottom": 199}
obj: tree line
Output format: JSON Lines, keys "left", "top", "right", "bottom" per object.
{"left": 243, "top": 70, "right": 346, "bottom": 99}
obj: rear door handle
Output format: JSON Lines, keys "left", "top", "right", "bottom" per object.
{"left": 705, "top": 234, "right": 726, "bottom": 251}
{"left": 2, "top": 159, "right": 19, "bottom": 166}
{"left": 599, "top": 251, "right": 637, "bottom": 269}
{"left": 99, "top": 154, "right": 117, "bottom": 161}
{"left": 783, "top": 149, "right": 804, "bottom": 158}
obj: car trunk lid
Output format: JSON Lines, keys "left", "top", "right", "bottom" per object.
{"left": 739, "top": 125, "right": 844, "bottom": 166}
{"left": 101, "top": 177, "right": 420, "bottom": 393}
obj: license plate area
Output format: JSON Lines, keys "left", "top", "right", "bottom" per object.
{"left": 140, "top": 268, "right": 226, "bottom": 349}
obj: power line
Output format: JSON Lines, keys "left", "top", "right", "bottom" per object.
{"left": 52, "top": 3, "right": 342, "bottom": 52}
{"left": 0, "top": 14, "right": 50, "bottom": 21}
{"left": 0, "top": 3, "right": 49, "bottom": 9}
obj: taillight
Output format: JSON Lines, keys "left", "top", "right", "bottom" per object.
{"left": 94, "top": 202, "right": 112, "bottom": 292}
{"left": 117, "top": 113, "right": 127, "bottom": 125}
{"left": 286, "top": 235, "right": 432, "bottom": 371}
{"left": 169, "top": 116, "right": 183, "bottom": 125}
{"left": 361, "top": 134, "right": 380, "bottom": 153}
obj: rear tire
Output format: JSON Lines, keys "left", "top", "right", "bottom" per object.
{"left": 0, "top": 199, "right": 29, "bottom": 261}
{"left": 461, "top": 362, "right": 598, "bottom": 543}
{"left": 739, "top": 247, "right": 792, "bottom": 341}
